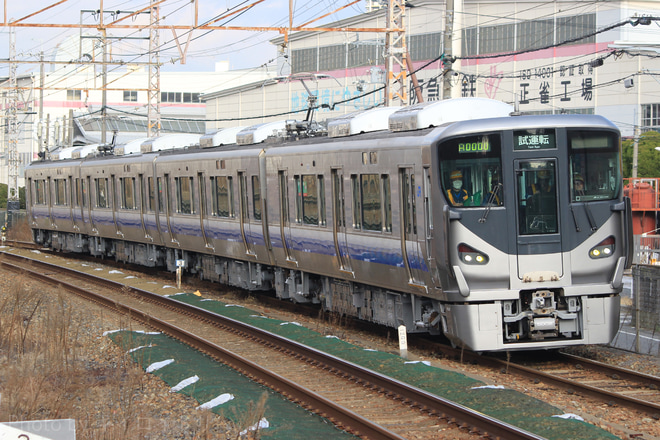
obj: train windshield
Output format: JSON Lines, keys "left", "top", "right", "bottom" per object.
{"left": 517, "top": 160, "right": 558, "bottom": 235}
{"left": 568, "top": 130, "right": 620, "bottom": 202}
{"left": 438, "top": 133, "right": 503, "bottom": 207}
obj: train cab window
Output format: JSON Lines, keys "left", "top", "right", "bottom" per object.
{"left": 438, "top": 133, "right": 503, "bottom": 208}
{"left": 34, "top": 179, "right": 46, "bottom": 205}
{"left": 175, "top": 177, "right": 194, "bottom": 214}
{"left": 54, "top": 179, "right": 67, "bottom": 206}
{"left": 517, "top": 161, "right": 558, "bottom": 235}
{"left": 120, "top": 177, "right": 137, "bottom": 210}
{"left": 95, "top": 178, "right": 108, "bottom": 208}
{"left": 252, "top": 176, "right": 261, "bottom": 221}
{"left": 568, "top": 130, "right": 620, "bottom": 202}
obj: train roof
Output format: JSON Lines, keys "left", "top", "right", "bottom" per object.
{"left": 27, "top": 102, "right": 621, "bottom": 169}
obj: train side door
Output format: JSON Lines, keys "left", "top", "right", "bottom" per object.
{"left": 69, "top": 176, "right": 79, "bottom": 231}
{"left": 198, "top": 172, "right": 214, "bottom": 251}
{"left": 86, "top": 176, "right": 97, "bottom": 234}
{"left": 158, "top": 174, "right": 178, "bottom": 245}
{"left": 400, "top": 167, "right": 424, "bottom": 285}
{"left": 110, "top": 175, "right": 123, "bottom": 238}
{"left": 238, "top": 171, "right": 256, "bottom": 256}
{"left": 331, "top": 168, "right": 352, "bottom": 274}
{"left": 278, "top": 170, "right": 296, "bottom": 263}
{"left": 138, "top": 174, "right": 152, "bottom": 241}
{"left": 47, "top": 177, "right": 54, "bottom": 227}
{"left": 514, "top": 159, "right": 563, "bottom": 278}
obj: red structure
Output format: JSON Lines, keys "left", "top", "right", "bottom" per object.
{"left": 623, "top": 178, "right": 660, "bottom": 235}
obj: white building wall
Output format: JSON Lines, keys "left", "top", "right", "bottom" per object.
{"left": 204, "top": 0, "right": 660, "bottom": 138}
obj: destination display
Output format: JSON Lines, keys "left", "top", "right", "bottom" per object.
{"left": 514, "top": 130, "right": 556, "bottom": 150}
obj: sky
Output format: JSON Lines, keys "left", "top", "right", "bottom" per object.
{"left": 0, "top": 0, "right": 367, "bottom": 76}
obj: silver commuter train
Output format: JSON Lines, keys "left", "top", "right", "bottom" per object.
{"left": 25, "top": 98, "right": 632, "bottom": 351}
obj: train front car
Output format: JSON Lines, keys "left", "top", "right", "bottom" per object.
{"left": 434, "top": 114, "right": 632, "bottom": 351}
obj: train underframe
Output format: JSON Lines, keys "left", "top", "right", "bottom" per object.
{"left": 33, "top": 228, "right": 614, "bottom": 350}
{"left": 35, "top": 229, "right": 443, "bottom": 336}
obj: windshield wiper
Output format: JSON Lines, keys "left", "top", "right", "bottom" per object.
{"left": 479, "top": 182, "right": 502, "bottom": 223}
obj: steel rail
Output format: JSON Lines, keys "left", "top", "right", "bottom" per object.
{"left": 0, "top": 251, "right": 544, "bottom": 440}
{"left": 412, "top": 337, "right": 660, "bottom": 416}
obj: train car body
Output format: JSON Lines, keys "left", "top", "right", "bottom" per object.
{"left": 25, "top": 99, "right": 632, "bottom": 352}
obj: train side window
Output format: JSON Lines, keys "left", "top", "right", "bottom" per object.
{"left": 361, "top": 174, "right": 382, "bottom": 232}
{"left": 212, "top": 176, "right": 234, "bottom": 218}
{"left": 120, "top": 177, "right": 136, "bottom": 210}
{"left": 175, "top": 176, "right": 194, "bottom": 214}
{"left": 252, "top": 176, "right": 262, "bottom": 221}
{"left": 302, "top": 175, "right": 318, "bottom": 225}
{"left": 294, "top": 174, "right": 325, "bottom": 226}
{"left": 96, "top": 178, "right": 108, "bottom": 208}
{"left": 147, "top": 177, "right": 155, "bottom": 212}
{"left": 35, "top": 179, "right": 46, "bottom": 205}
{"left": 54, "top": 179, "right": 67, "bottom": 206}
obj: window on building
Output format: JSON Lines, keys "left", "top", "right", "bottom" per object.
{"left": 67, "top": 90, "right": 82, "bottom": 101}
{"left": 480, "top": 24, "right": 515, "bottom": 55}
{"left": 409, "top": 33, "right": 442, "bottom": 61}
{"left": 517, "top": 18, "right": 554, "bottom": 51}
{"left": 462, "top": 27, "right": 478, "bottom": 57}
{"left": 182, "top": 92, "right": 201, "bottom": 103}
{"left": 123, "top": 91, "right": 138, "bottom": 102}
{"left": 291, "top": 47, "right": 318, "bottom": 74}
{"left": 557, "top": 14, "right": 596, "bottom": 45}
{"left": 642, "top": 104, "right": 660, "bottom": 132}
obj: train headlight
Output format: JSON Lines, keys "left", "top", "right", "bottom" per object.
{"left": 458, "top": 244, "right": 489, "bottom": 265}
{"left": 589, "top": 236, "right": 615, "bottom": 259}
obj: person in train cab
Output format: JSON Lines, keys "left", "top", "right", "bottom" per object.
{"left": 573, "top": 174, "right": 585, "bottom": 197}
{"left": 531, "top": 169, "right": 553, "bottom": 194}
{"left": 447, "top": 170, "right": 470, "bottom": 206}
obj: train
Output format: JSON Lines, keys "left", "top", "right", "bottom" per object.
{"left": 24, "top": 97, "right": 633, "bottom": 352}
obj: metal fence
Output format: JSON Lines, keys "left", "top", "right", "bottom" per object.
{"left": 633, "top": 234, "right": 660, "bottom": 265}
{"left": 0, "top": 210, "right": 27, "bottom": 229}
{"left": 616, "top": 264, "right": 660, "bottom": 355}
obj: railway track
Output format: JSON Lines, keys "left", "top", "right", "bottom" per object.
{"left": 413, "top": 338, "right": 660, "bottom": 418}
{"left": 0, "top": 250, "right": 543, "bottom": 440}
